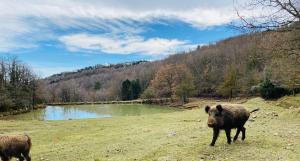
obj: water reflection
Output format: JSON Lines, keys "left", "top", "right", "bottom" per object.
{"left": 3, "top": 104, "right": 179, "bottom": 120}
{"left": 44, "top": 106, "right": 112, "bottom": 120}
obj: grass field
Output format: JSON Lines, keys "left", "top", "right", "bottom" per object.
{"left": 1, "top": 95, "right": 300, "bottom": 161}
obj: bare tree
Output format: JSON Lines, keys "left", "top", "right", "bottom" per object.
{"left": 0, "top": 57, "right": 38, "bottom": 111}
{"left": 149, "top": 64, "right": 195, "bottom": 102}
{"left": 235, "top": 0, "right": 300, "bottom": 31}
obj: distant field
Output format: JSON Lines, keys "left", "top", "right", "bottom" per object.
{"left": 0, "top": 95, "right": 300, "bottom": 161}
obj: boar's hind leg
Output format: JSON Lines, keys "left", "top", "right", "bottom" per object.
{"left": 210, "top": 128, "right": 220, "bottom": 146}
{"left": 24, "top": 155, "right": 31, "bottom": 161}
{"left": 23, "top": 152, "right": 31, "bottom": 161}
{"left": 234, "top": 127, "right": 241, "bottom": 141}
{"left": 241, "top": 127, "right": 246, "bottom": 140}
{"left": 225, "top": 129, "right": 232, "bottom": 144}
{"left": 17, "top": 154, "right": 25, "bottom": 161}
{"left": 1, "top": 156, "right": 9, "bottom": 161}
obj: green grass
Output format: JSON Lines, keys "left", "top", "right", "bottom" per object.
{"left": 1, "top": 96, "right": 300, "bottom": 161}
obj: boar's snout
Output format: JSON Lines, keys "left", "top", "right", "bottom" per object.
{"left": 207, "top": 117, "right": 216, "bottom": 128}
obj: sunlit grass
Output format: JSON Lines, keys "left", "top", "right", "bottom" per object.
{"left": 0, "top": 96, "right": 299, "bottom": 161}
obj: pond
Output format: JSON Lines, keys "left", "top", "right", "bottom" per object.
{"left": 3, "top": 104, "right": 180, "bottom": 121}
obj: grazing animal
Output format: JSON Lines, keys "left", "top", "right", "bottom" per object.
{"left": 205, "top": 104, "right": 259, "bottom": 146}
{"left": 0, "top": 134, "right": 32, "bottom": 161}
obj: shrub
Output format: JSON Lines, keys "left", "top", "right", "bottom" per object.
{"left": 141, "top": 87, "right": 155, "bottom": 99}
{"left": 251, "top": 79, "right": 287, "bottom": 99}
{"left": 0, "top": 94, "right": 14, "bottom": 112}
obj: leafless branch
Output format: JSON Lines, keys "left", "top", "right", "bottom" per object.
{"left": 234, "top": 0, "right": 300, "bottom": 31}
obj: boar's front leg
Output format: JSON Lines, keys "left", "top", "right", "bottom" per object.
{"left": 210, "top": 128, "right": 220, "bottom": 146}
{"left": 225, "top": 129, "right": 232, "bottom": 144}
{"left": 241, "top": 127, "right": 246, "bottom": 140}
{"left": 234, "top": 127, "right": 241, "bottom": 141}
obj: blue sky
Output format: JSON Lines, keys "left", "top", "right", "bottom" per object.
{"left": 0, "top": 0, "right": 249, "bottom": 77}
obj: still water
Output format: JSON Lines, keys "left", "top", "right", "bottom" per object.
{"left": 4, "top": 104, "right": 179, "bottom": 120}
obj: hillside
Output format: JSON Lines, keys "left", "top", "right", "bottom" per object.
{"left": 41, "top": 28, "right": 300, "bottom": 102}
{"left": 41, "top": 60, "right": 162, "bottom": 101}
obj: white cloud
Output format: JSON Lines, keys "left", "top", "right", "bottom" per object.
{"left": 0, "top": 0, "right": 240, "bottom": 27}
{"left": 59, "top": 33, "right": 197, "bottom": 55}
{"left": 0, "top": 0, "right": 252, "bottom": 53}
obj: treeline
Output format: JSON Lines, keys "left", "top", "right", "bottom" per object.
{"left": 0, "top": 57, "right": 42, "bottom": 112}
{"left": 41, "top": 25, "right": 300, "bottom": 103}
{"left": 49, "top": 60, "right": 148, "bottom": 84}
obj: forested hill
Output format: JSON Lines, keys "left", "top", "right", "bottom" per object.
{"left": 42, "top": 60, "right": 162, "bottom": 102}
{"left": 47, "top": 60, "right": 149, "bottom": 84}
{"left": 42, "top": 28, "right": 300, "bottom": 102}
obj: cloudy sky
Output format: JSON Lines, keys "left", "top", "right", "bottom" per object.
{"left": 0, "top": 0, "right": 250, "bottom": 77}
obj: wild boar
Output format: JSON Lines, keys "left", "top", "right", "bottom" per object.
{"left": 0, "top": 134, "right": 32, "bottom": 161}
{"left": 205, "top": 104, "right": 259, "bottom": 146}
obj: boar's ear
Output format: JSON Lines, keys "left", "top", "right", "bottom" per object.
{"left": 205, "top": 105, "right": 210, "bottom": 113}
{"left": 216, "top": 105, "right": 223, "bottom": 112}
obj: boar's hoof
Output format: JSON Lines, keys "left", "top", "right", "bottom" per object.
{"left": 233, "top": 136, "right": 238, "bottom": 141}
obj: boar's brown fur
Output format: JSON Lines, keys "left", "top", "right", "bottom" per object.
{"left": 205, "top": 104, "right": 259, "bottom": 146}
{"left": 0, "top": 134, "right": 31, "bottom": 161}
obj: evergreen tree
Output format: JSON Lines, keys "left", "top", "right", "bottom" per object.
{"left": 131, "top": 79, "right": 141, "bottom": 99}
{"left": 94, "top": 82, "right": 102, "bottom": 90}
{"left": 121, "top": 79, "right": 133, "bottom": 100}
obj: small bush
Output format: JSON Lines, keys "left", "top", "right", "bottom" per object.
{"left": 0, "top": 95, "right": 14, "bottom": 112}
{"left": 141, "top": 87, "right": 155, "bottom": 99}
{"left": 251, "top": 79, "right": 287, "bottom": 99}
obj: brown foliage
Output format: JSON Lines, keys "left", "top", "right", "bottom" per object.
{"left": 149, "top": 64, "right": 195, "bottom": 102}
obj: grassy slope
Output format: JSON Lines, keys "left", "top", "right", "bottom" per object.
{"left": 0, "top": 96, "right": 300, "bottom": 161}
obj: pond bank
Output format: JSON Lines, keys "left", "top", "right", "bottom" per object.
{"left": 4, "top": 104, "right": 180, "bottom": 121}
{"left": 0, "top": 104, "right": 46, "bottom": 118}
{"left": 0, "top": 98, "right": 186, "bottom": 118}
{"left": 47, "top": 98, "right": 174, "bottom": 106}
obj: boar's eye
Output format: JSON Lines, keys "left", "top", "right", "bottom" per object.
{"left": 215, "top": 113, "right": 222, "bottom": 117}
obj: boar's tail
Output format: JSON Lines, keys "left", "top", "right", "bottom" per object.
{"left": 250, "top": 108, "right": 260, "bottom": 113}
{"left": 25, "top": 134, "right": 32, "bottom": 150}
